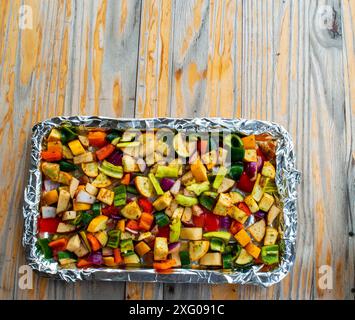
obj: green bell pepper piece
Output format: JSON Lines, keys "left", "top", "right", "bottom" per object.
{"left": 155, "top": 165, "right": 179, "bottom": 178}
{"left": 169, "top": 219, "right": 181, "bottom": 243}
{"left": 186, "top": 181, "right": 210, "bottom": 196}
{"left": 222, "top": 253, "right": 233, "bottom": 269}
{"left": 120, "top": 239, "right": 134, "bottom": 254}
{"left": 261, "top": 245, "right": 279, "bottom": 265}
{"left": 106, "top": 131, "right": 121, "bottom": 142}
{"left": 81, "top": 211, "right": 94, "bottom": 225}
{"left": 107, "top": 229, "right": 121, "bottom": 248}
{"left": 154, "top": 211, "right": 170, "bottom": 227}
{"left": 210, "top": 238, "right": 225, "bottom": 253}
{"left": 229, "top": 163, "right": 244, "bottom": 180}
{"left": 175, "top": 194, "right": 198, "bottom": 207}
{"left": 60, "top": 125, "right": 77, "bottom": 144}
{"left": 203, "top": 231, "right": 231, "bottom": 243}
{"left": 36, "top": 238, "right": 52, "bottom": 259}
{"left": 231, "top": 147, "right": 245, "bottom": 162}
{"left": 198, "top": 195, "right": 216, "bottom": 211}
{"left": 148, "top": 173, "right": 164, "bottom": 195}
{"left": 114, "top": 185, "right": 126, "bottom": 207}
{"left": 126, "top": 184, "right": 139, "bottom": 195}
{"left": 59, "top": 161, "right": 78, "bottom": 172}
{"left": 179, "top": 251, "right": 190, "bottom": 267}
{"left": 98, "top": 160, "right": 123, "bottom": 179}
{"left": 224, "top": 133, "right": 243, "bottom": 148}
{"left": 212, "top": 166, "right": 228, "bottom": 189}
{"left": 92, "top": 203, "right": 101, "bottom": 217}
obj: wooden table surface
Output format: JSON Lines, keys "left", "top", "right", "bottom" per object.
{"left": 0, "top": 0, "right": 354, "bottom": 300}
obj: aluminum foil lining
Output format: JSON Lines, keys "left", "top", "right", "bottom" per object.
{"left": 22, "top": 116, "right": 301, "bottom": 286}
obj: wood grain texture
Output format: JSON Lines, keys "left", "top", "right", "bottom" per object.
{"left": 0, "top": 0, "right": 353, "bottom": 300}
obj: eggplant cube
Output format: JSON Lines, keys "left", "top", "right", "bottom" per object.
{"left": 258, "top": 193, "right": 275, "bottom": 212}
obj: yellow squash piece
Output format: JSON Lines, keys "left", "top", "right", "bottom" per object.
{"left": 68, "top": 139, "right": 86, "bottom": 156}
{"left": 87, "top": 215, "right": 108, "bottom": 233}
{"left": 97, "top": 188, "right": 114, "bottom": 206}
{"left": 190, "top": 159, "right": 208, "bottom": 182}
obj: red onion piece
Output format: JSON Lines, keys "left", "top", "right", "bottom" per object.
{"left": 44, "top": 180, "right": 59, "bottom": 192}
{"left": 168, "top": 242, "right": 181, "bottom": 253}
{"left": 170, "top": 179, "right": 181, "bottom": 195}
{"left": 245, "top": 162, "right": 258, "bottom": 179}
{"left": 219, "top": 216, "right": 232, "bottom": 230}
{"left": 254, "top": 210, "right": 266, "bottom": 220}
{"left": 125, "top": 227, "right": 139, "bottom": 234}
{"left": 87, "top": 252, "right": 103, "bottom": 265}
{"left": 160, "top": 178, "right": 175, "bottom": 191}
{"left": 257, "top": 156, "right": 264, "bottom": 173}
{"left": 106, "top": 150, "right": 123, "bottom": 166}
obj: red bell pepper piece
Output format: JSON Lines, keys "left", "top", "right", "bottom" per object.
{"left": 192, "top": 213, "right": 205, "bottom": 228}
{"left": 101, "top": 205, "right": 120, "bottom": 216}
{"left": 138, "top": 197, "right": 153, "bottom": 214}
{"left": 237, "top": 172, "right": 255, "bottom": 193}
{"left": 230, "top": 221, "right": 243, "bottom": 234}
{"left": 38, "top": 218, "right": 60, "bottom": 233}
{"left": 157, "top": 225, "right": 170, "bottom": 238}
{"left": 204, "top": 213, "right": 220, "bottom": 232}
{"left": 237, "top": 202, "right": 252, "bottom": 216}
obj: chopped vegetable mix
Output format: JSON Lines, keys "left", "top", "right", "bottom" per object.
{"left": 38, "top": 125, "right": 281, "bottom": 271}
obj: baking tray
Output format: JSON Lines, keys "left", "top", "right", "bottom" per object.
{"left": 23, "top": 116, "right": 300, "bottom": 286}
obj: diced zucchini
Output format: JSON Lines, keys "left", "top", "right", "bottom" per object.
{"left": 217, "top": 177, "right": 235, "bottom": 193}
{"left": 190, "top": 159, "right": 208, "bottom": 182}
{"left": 124, "top": 253, "right": 141, "bottom": 265}
{"left": 235, "top": 248, "right": 253, "bottom": 265}
{"left": 68, "top": 140, "right": 86, "bottom": 156}
{"left": 96, "top": 188, "right": 114, "bottom": 206}
{"left": 42, "top": 162, "right": 60, "bottom": 182}
{"left": 243, "top": 149, "right": 257, "bottom": 162}
{"left": 56, "top": 222, "right": 76, "bottom": 233}
{"left": 229, "top": 191, "right": 244, "bottom": 204}
{"left": 199, "top": 252, "right": 222, "bottom": 267}
{"left": 175, "top": 194, "right": 198, "bottom": 207}
{"left": 92, "top": 173, "right": 112, "bottom": 188}
{"left": 87, "top": 215, "right": 108, "bottom": 233}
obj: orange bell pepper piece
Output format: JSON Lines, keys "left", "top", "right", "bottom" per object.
{"left": 86, "top": 233, "right": 101, "bottom": 251}
{"left": 41, "top": 150, "right": 62, "bottom": 162}
{"left": 138, "top": 212, "right": 154, "bottom": 231}
{"left": 126, "top": 219, "right": 140, "bottom": 231}
{"left": 88, "top": 131, "right": 107, "bottom": 148}
{"left": 96, "top": 144, "right": 115, "bottom": 161}
{"left": 153, "top": 259, "right": 176, "bottom": 270}
{"left": 48, "top": 238, "right": 68, "bottom": 250}
{"left": 77, "top": 258, "right": 93, "bottom": 268}
{"left": 113, "top": 248, "right": 123, "bottom": 264}
{"left": 120, "top": 173, "right": 131, "bottom": 185}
